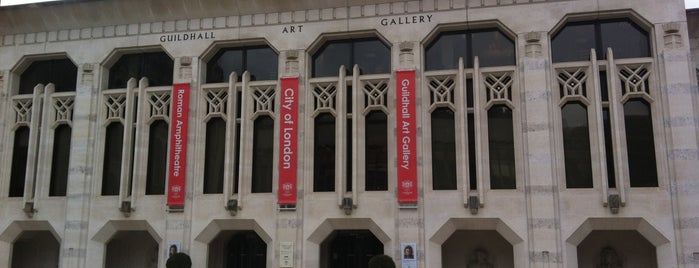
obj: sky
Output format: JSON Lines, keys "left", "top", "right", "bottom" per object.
{"left": 2, "top": 0, "right": 699, "bottom": 8}
{"left": 688, "top": 0, "right": 699, "bottom": 9}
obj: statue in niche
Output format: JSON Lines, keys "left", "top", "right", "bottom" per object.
{"left": 598, "top": 247, "right": 623, "bottom": 268}
{"left": 467, "top": 249, "right": 494, "bottom": 268}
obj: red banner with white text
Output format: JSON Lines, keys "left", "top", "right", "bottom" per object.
{"left": 167, "top": 83, "right": 190, "bottom": 207}
{"left": 396, "top": 70, "right": 418, "bottom": 203}
{"left": 278, "top": 77, "right": 299, "bottom": 205}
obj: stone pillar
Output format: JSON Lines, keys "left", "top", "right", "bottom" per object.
{"left": 519, "top": 32, "right": 562, "bottom": 267}
{"left": 395, "top": 41, "right": 424, "bottom": 267}
{"left": 60, "top": 63, "right": 98, "bottom": 268}
{"left": 275, "top": 49, "right": 305, "bottom": 268}
{"left": 659, "top": 21, "right": 699, "bottom": 266}
{"left": 164, "top": 55, "right": 197, "bottom": 266}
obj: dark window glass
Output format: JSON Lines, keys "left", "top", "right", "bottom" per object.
{"left": 102, "top": 123, "right": 124, "bottom": 196}
{"left": 9, "top": 127, "right": 30, "bottom": 197}
{"left": 346, "top": 118, "right": 353, "bottom": 192}
{"left": 561, "top": 102, "right": 593, "bottom": 188}
{"left": 146, "top": 120, "right": 168, "bottom": 195}
{"left": 365, "top": 111, "right": 388, "bottom": 191}
{"left": 468, "top": 113, "right": 477, "bottom": 190}
{"left": 600, "top": 20, "right": 650, "bottom": 60}
{"left": 206, "top": 46, "right": 278, "bottom": 83}
{"left": 19, "top": 59, "right": 77, "bottom": 94}
{"left": 312, "top": 38, "right": 390, "bottom": 77}
{"left": 108, "top": 52, "right": 173, "bottom": 88}
{"left": 552, "top": 19, "right": 650, "bottom": 62}
{"left": 602, "top": 108, "right": 616, "bottom": 188}
{"left": 471, "top": 30, "right": 516, "bottom": 67}
{"left": 233, "top": 91, "right": 242, "bottom": 194}
{"left": 624, "top": 99, "right": 658, "bottom": 187}
{"left": 49, "top": 125, "right": 72, "bottom": 196}
{"left": 346, "top": 87, "right": 353, "bottom": 192}
{"left": 203, "top": 118, "right": 226, "bottom": 194}
{"left": 425, "top": 29, "right": 515, "bottom": 70}
{"left": 488, "top": 105, "right": 516, "bottom": 189}
{"left": 225, "top": 231, "right": 267, "bottom": 268}
{"left": 314, "top": 113, "right": 336, "bottom": 192}
{"left": 431, "top": 108, "right": 457, "bottom": 190}
{"left": 252, "top": 116, "right": 274, "bottom": 193}
{"left": 600, "top": 71, "right": 609, "bottom": 102}
{"left": 425, "top": 32, "right": 466, "bottom": 71}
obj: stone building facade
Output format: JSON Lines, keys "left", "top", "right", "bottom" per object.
{"left": 0, "top": 0, "right": 698, "bottom": 267}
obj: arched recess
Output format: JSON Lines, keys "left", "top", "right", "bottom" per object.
{"left": 92, "top": 220, "right": 162, "bottom": 244}
{"left": 0, "top": 221, "right": 62, "bottom": 268}
{"left": 0, "top": 220, "right": 61, "bottom": 243}
{"left": 194, "top": 219, "right": 273, "bottom": 268}
{"left": 305, "top": 218, "right": 391, "bottom": 268}
{"left": 565, "top": 217, "right": 670, "bottom": 267}
{"left": 90, "top": 220, "right": 162, "bottom": 268}
{"left": 428, "top": 218, "right": 524, "bottom": 268}
{"left": 194, "top": 219, "right": 272, "bottom": 244}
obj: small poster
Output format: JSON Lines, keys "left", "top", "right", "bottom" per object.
{"left": 166, "top": 241, "right": 181, "bottom": 259}
{"left": 280, "top": 241, "right": 294, "bottom": 267}
{"left": 401, "top": 242, "right": 417, "bottom": 268}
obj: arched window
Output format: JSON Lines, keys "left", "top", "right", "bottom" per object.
{"left": 19, "top": 59, "right": 77, "bottom": 94}
{"left": 310, "top": 36, "right": 391, "bottom": 195}
{"left": 552, "top": 17, "right": 656, "bottom": 189}
{"left": 206, "top": 46, "right": 278, "bottom": 83}
{"left": 10, "top": 57, "right": 77, "bottom": 198}
{"left": 425, "top": 29, "right": 515, "bottom": 70}
{"left": 425, "top": 27, "right": 517, "bottom": 192}
{"left": 552, "top": 19, "right": 650, "bottom": 63}
{"left": 108, "top": 52, "right": 173, "bottom": 88}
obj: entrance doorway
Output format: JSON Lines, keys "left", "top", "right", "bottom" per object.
{"left": 320, "top": 230, "right": 383, "bottom": 268}
{"left": 442, "top": 230, "right": 514, "bottom": 267}
{"left": 577, "top": 230, "right": 656, "bottom": 268}
{"left": 11, "top": 231, "right": 59, "bottom": 268}
{"left": 208, "top": 230, "right": 267, "bottom": 268}
{"left": 105, "top": 230, "right": 158, "bottom": 268}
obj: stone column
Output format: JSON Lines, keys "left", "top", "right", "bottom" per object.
{"left": 395, "top": 41, "right": 424, "bottom": 267}
{"left": 164, "top": 55, "right": 197, "bottom": 266}
{"left": 60, "top": 63, "right": 99, "bottom": 268}
{"left": 659, "top": 21, "right": 699, "bottom": 266}
{"left": 275, "top": 49, "right": 305, "bottom": 268}
{"left": 519, "top": 32, "right": 562, "bottom": 267}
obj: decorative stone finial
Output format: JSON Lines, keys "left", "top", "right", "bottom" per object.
{"left": 399, "top": 42, "right": 413, "bottom": 52}
{"left": 525, "top": 32, "right": 542, "bottom": 58}
{"left": 662, "top": 22, "right": 683, "bottom": 49}
{"left": 82, "top": 63, "right": 93, "bottom": 73}
{"left": 286, "top": 50, "right": 299, "bottom": 60}
{"left": 399, "top": 42, "right": 414, "bottom": 68}
{"left": 663, "top": 22, "right": 680, "bottom": 34}
{"left": 180, "top": 56, "right": 192, "bottom": 66}
{"left": 285, "top": 50, "right": 300, "bottom": 74}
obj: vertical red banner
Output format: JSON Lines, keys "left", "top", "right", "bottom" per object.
{"left": 396, "top": 70, "right": 418, "bottom": 203}
{"left": 278, "top": 77, "right": 299, "bottom": 205}
{"left": 167, "top": 83, "right": 190, "bottom": 207}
